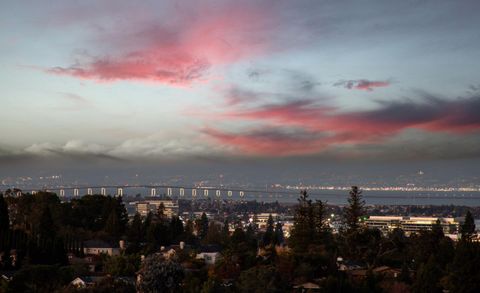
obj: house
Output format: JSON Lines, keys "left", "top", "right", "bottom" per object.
{"left": 372, "top": 266, "right": 402, "bottom": 279}
{"left": 337, "top": 257, "right": 366, "bottom": 271}
{"left": 293, "top": 282, "right": 321, "bottom": 292}
{"left": 70, "top": 276, "right": 104, "bottom": 288}
{"left": 83, "top": 239, "right": 120, "bottom": 256}
{"left": 160, "top": 241, "right": 193, "bottom": 260}
{"left": 67, "top": 252, "right": 103, "bottom": 273}
{"left": 196, "top": 252, "right": 222, "bottom": 265}
{"left": 196, "top": 245, "right": 222, "bottom": 265}
{"left": 1, "top": 271, "right": 15, "bottom": 282}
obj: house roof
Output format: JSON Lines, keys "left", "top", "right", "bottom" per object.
{"left": 72, "top": 276, "right": 105, "bottom": 284}
{"left": 84, "top": 239, "right": 119, "bottom": 248}
{"left": 293, "top": 282, "right": 320, "bottom": 289}
{"left": 372, "top": 266, "right": 401, "bottom": 275}
{"left": 1, "top": 271, "right": 15, "bottom": 281}
{"left": 198, "top": 244, "right": 222, "bottom": 253}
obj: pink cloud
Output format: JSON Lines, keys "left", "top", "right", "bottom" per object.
{"left": 203, "top": 127, "right": 330, "bottom": 156}
{"left": 202, "top": 95, "right": 480, "bottom": 156}
{"left": 47, "top": 3, "right": 275, "bottom": 85}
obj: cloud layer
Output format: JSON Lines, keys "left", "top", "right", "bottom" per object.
{"left": 47, "top": 2, "right": 278, "bottom": 85}
{"left": 202, "top": 94, "right": 480, "bottom": 156}
{"left": 334, "top": 79, "right": 390, "bottom": 91}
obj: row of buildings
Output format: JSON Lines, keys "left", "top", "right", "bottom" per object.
{"left": 128, "top": 199, "right": 471, "bottom": 239}
{"left": 363, "top": 215, "right": 462, "bottom": 236}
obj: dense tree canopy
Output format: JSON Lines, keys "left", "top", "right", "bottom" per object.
{"left": 0, "top": 189, "right": 479, "bottom": 292}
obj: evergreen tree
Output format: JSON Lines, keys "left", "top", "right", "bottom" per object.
{"left": 445, "top": 241, "right": 480, "bottom": 293}
{"left": 460, "top": 210, "right": 476, "bottom": 241}
{"left": 221, "top": 219, "right": 230, "bottom": 246}
{"left": 251, "top": 213, "right": 259, "bottom": 232}
{"left": 127, "top": 213, "right": 143, "bottom": 252}
{"left": 204, "top": 222, "right": 222, "bottom": 245}
{"left": 197, "top": 213, "right": 209, "bottom": 239}
{"left": 144, "top": 212, "right": 153, "bottom": 233}
{"left": 105, "top": 209, "right": 121, "bottom": 240}
{"left": 0, "top": 194, "right": 9, "bottom": 232}
{"left": 38, "top": 205, "right": 55, "bottom": 240}
{"left": 115, "top": 196, "right": 129, "bottom": 233}
{"left": 343, "top": 186, "right": 365, "bottom": 233}
{"left": 273, "top": 222, "right": 284, "bottom": 246}
{"left": 289, "top": 190, "right": 314, "bottom": 251}
{"left": 169, "top": 216, "right": 184, "bottom": 243}
{"left": 412, "top": 255, "right": 443, "bottom": 293}
{"left": 262, "top": 214, "right": 275, "bottom": 246}
{"left": 313, "top": 199, "right": 327, "bottom": 242}
{"left": 157, "top": 202, "right": 166, "bottom": 223}
{"left": 128, "top": 213, "right": 143, "bottom": 242}
{"left": 183, "top": 219, "right": 196, "bottom": 244}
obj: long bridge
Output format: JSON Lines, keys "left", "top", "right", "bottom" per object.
{"left": 26, "top": 185, "right": 292, "bottom": 198}
{"left": 4, "top": 185, "right": 480, "bottom": 202}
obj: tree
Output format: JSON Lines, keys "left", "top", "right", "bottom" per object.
{"left": 0, "top": 194, "right": 9, "bottom": 232}
{"left": 105, "top": 209, "right": 121, "bottom": 240}
{"left": 197, "top": 213, "right": 209, "bottom": 239}
{"left": 169, "top": 216, "right": 184, "bottom": 243}
{"left": 221, "top": 219, "right": 230, "bottom": 246}
{"left": 273, "top": 222, "right": 285, "bottom": 246}
{"left": 262, "top": 214, "right": 275, "bottom": 247}
{"left": 236, "top": 265, "right": 288, "bottom": 293}
{"left": 6, "top": 265, "right": 73, "bottom": 293}
{"left": 289, "top": 190, "right": 314, "bottom": 251}
{"left": 182, "top": 219, "right": 196, "bottom": 244}
{"left": 343, "top": 186, "right": 365, "bottom": 233}
{"left": 412, "top": 255, "right": 443, "bottom": 293}
{"left": 204, "top": 222, "right": 222, "bottom": 245}
{"left": 127, "top": 213, "right": 143, "bottom": 251}
{"left": 157, "top": 203, "right": 166, "bottom": 223}
{"left": 445, "top": 241, "right": 480, "bottom": 293}
{"left": 313, "top": 200, "right": 328, "bottom": 243}
{"left": 460, "top": 211, "right": 476, "bottom": 241}
{"left": 38, "top": 205, "right": 55, "bottom": 240}
{"left": 137, "top": 254, "right": 184, "bottom": 293}
{"left": 105, "top": 254, "right": 140, "bottom": 277}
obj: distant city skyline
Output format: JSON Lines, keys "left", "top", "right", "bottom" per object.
{"left": 1, "top": 0, "right": 480, "bottom": 180}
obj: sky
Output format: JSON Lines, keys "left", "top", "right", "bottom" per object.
{"left": 1, "top": 0, "right": 480, "bottom": 184}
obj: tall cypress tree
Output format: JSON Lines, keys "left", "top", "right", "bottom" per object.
{"left": 313, "top": 200, "right": 327, "bottom": 243}
{"left": 198, "top": 213, "right": 209, "bottom": 239}
{"left": 262, "top": 214, "right": 275, "bottom": 246}
{"left": 128, "top": 213, "right": 143, "bottom": 245}
{"left": 460, "top": 210, "right": 476, "bottom": 241}
{"left": 343, "top": 186, "right": 365, "bottom": 233}
{"left": 273, "top": 222, "right": 284, "bottom": 246}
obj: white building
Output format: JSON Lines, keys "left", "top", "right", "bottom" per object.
{"left": 83, "top": 240, "right": 120, "bottom": 256}
{"left": 364, "top": 216, "right": 461, "bottom": 235}
{"left": 135, "top": 199, "right": 179, "bottom": 217}
{"left": 196, "top": 252, "right": 222, "bottom": 265}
